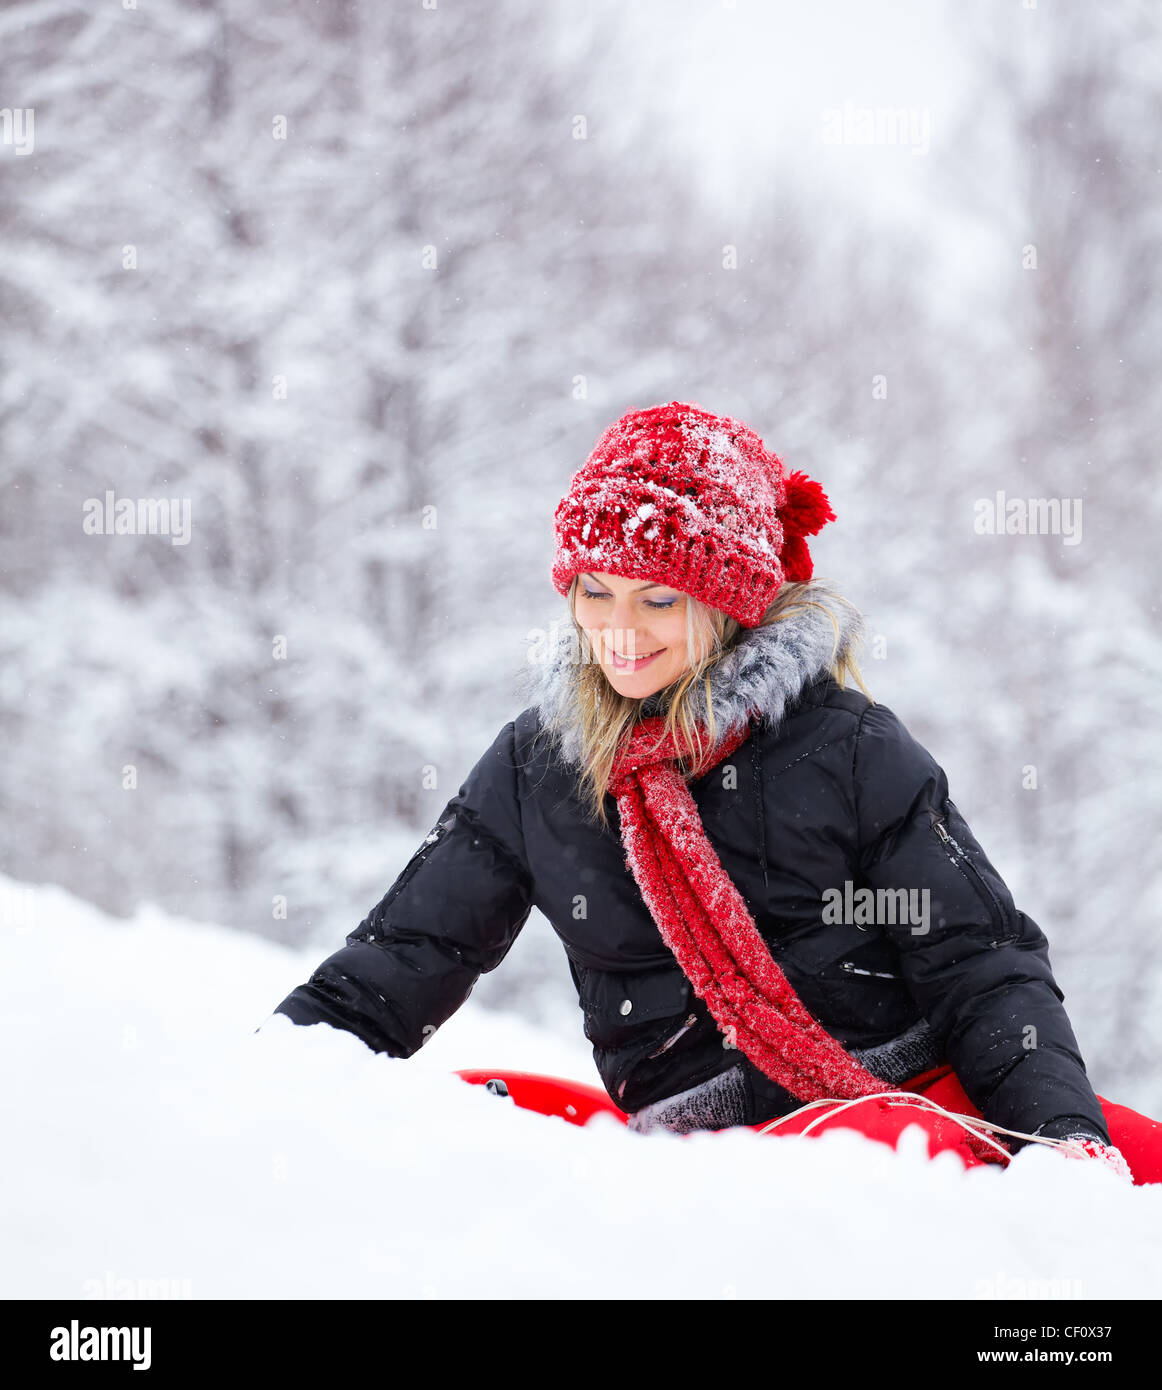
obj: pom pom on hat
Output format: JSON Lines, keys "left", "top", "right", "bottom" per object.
{"left": 780, "top": 469, "right": 836, "bottom": 539}
{"left": 777, "top": 470, "right": 837, "bottom": 583}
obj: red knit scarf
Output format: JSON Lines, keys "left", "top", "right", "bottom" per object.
{"left": 607, "top": 711, "right": 1005, "bottom": 1161}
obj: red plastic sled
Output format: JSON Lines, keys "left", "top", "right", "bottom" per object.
{"left": 455, "top": 1068, "right": 628, "bottom": 1128}
{"left": 455, "top": 1065, "right": 1162, "bottom": 1185}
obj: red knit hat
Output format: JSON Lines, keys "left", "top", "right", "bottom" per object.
{"left": 551, "top": 400, "right": 836, "bottom": 627}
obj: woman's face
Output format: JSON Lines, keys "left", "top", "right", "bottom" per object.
{"left": 574, "top": 571, "right": 691, "bottom": 698}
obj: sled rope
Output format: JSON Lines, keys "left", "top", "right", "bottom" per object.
{"left": 754, "top": 1090, "right": 1092, "bottom": 1164}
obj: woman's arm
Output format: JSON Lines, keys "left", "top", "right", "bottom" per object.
{"left": 268, "top": 720, "right": 534, "bottom": 1056}
{"left": 850, "top": 700, "right": 1111, "bottom": 1147}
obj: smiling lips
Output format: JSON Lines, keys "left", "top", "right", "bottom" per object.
{"left": 609, "top": 646, "right": 663, "bottom": 670}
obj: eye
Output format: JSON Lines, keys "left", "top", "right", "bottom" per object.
{"left": 580, "top": 588, "right": 675, "bottom": 610}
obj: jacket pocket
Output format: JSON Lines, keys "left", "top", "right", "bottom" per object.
{"left": 357, "top": 812, "right": 458, "bottom": 931}
{"left": 837, "top": 960, "right": 899, "bottom": 980}
{"left": 645, "top": 1011, "right": 701, "bottom": 1059}
{"left": 574, "top": 963, "right": 693, "bottom": 1052}
{"left": 929, "top": 805, "right": 1020, "bottom": 948}
{"left": 814, "top": 937, "right": 919, "bottom": 1040}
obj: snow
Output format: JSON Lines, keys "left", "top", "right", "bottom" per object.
{"left": 3, "top": 871, "right": 1161, "bottom": 1300}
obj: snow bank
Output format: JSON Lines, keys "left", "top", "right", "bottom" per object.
{"left": 2, "top": 873, "right": 1161, "bottom": 1300}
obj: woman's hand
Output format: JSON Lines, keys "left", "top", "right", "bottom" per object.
{"left": 1053, "top": 1135, "right": 1135, "bottom": 1184}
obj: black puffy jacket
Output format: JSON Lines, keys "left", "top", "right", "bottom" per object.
{"left": 271, "top": 586, "right": 1110, "bottom": 1146}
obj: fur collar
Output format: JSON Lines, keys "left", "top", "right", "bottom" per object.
{"left": 517, "top": 578, "right": 866, "bottom": 769}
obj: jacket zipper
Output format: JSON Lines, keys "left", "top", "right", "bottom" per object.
{"left": 646, "top": 1013, "right": 699, "bottom": 1059}
{"left": 929, "top": 810, "right": 1015, "bottom": 947}
{"left": 839, "top": 961, "right": 898, "bottom": 979}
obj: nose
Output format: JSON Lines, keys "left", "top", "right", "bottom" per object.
{"left": 599, "top": 597, "right": 652, "bottom": 654}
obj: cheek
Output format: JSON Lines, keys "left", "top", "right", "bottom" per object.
{"left": 657, "top": 614, "right": 686, "bottom": 648}
{"left": 656, "top": 636, "right": 686, "bottom": 672}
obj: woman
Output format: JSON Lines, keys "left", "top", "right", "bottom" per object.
{"left": 270, "top": 400, "right": 1156, "bottom": 1181}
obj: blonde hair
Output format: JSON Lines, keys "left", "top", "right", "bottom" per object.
{"left": 541, "top": 576, "right": 874, "bottom": 829}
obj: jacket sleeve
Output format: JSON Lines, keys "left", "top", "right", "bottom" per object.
{"left": 851, "top": 700, "right": 1110, "bottom": 1146}
{"left": 269, "top": 719, "right": 534, "bottom": 1057}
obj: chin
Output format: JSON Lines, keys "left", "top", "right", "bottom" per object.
{"left": 607, "top": 671, "right": 672, "bottom": 700}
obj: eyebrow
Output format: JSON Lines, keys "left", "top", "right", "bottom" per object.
{"left": 580, "top": 573, "right": 669, "bottom": 592}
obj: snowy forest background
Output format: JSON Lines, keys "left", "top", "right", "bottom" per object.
{"left": 2, "top": 0, "right": 1160, "bottom": 1111}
